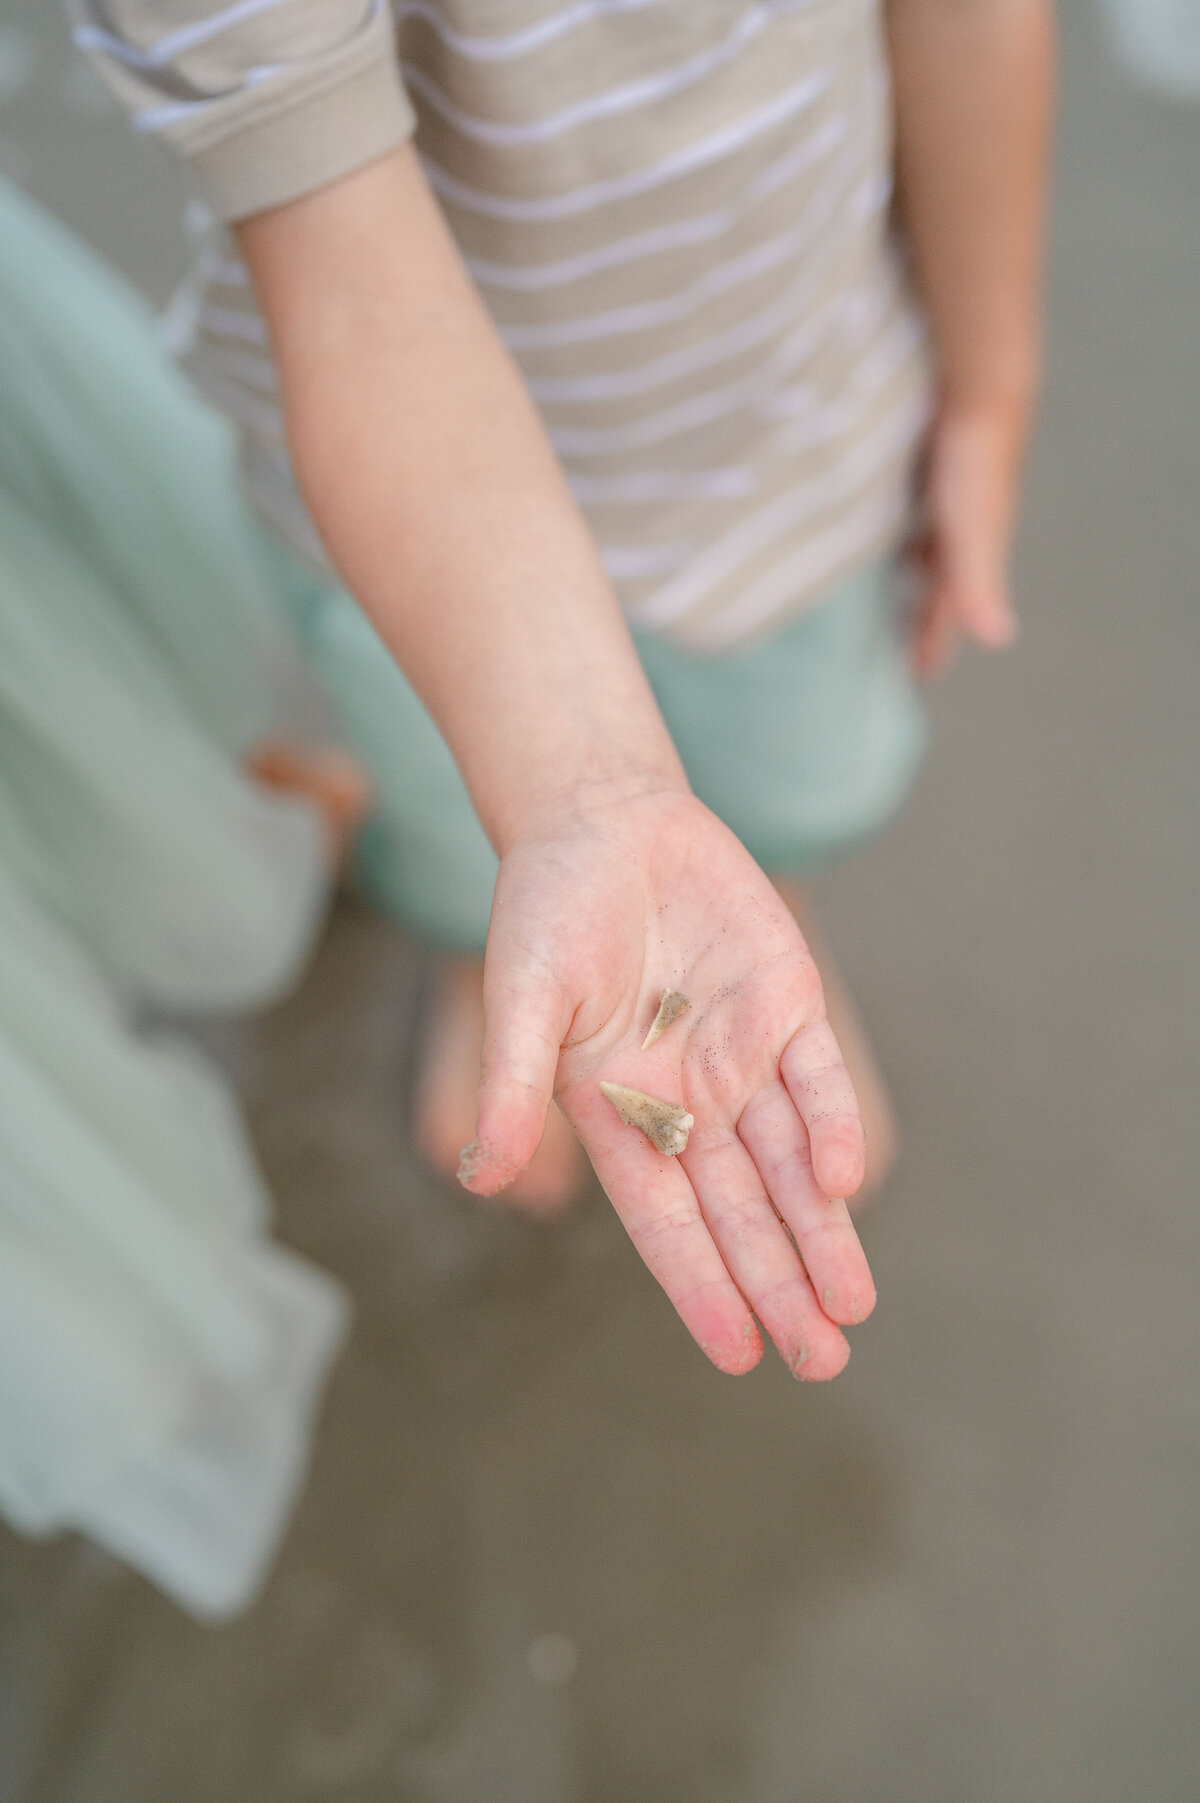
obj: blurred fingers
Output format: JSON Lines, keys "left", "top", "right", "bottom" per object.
{"left": 924, "top": 417, "right": 1021, "bottom": 655}
{"left": 911, "top": 578, "right": 961, "bottom": 676}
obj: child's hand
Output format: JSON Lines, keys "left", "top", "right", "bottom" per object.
{"left": 458, "top": 785, "right": 875, "bottom": 1381}
{"left": 909, "top": 403, "right": 1028, "bottom": 676}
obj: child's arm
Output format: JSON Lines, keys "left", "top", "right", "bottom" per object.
{"left": 237, "top": 148, "right": 684, "bottom": 869}
{"left": 237, "top": 147, "right": 875, "bottom": 1379}
{"left": 884, "top": 0, "right": 1055, "bottom": 670}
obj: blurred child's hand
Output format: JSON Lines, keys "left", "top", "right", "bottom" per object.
{"left": 909, "top": 403, "right": 1027, "bottom": 676}
{"left": 458, "top": 784, "right": 876, "bottom": 1381}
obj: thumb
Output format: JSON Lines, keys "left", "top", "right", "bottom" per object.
{"left": 457, "top": 953, "right": 574, "bottom": 1196}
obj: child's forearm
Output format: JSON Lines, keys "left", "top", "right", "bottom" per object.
{"left": 236, "top": 146, "right": 687, "bottom": 856}
{"left": 884, "top": 0, "right": 1055, "bottom": 428}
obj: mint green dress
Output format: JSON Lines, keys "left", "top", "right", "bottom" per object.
{"left": 0, "top": 182, "right": 346, "bottom": 1618}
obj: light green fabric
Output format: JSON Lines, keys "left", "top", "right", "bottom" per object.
{"left": 275, "top": 550, "right": 927, "bottom": 952}
{"left": 636, "top": 559, "right": 928, "bottom": 876}
{"left": 0, "top": 181, "right": 346, "bottom": 1618}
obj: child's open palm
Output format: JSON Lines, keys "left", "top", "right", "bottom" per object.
{"left": 460, "top": 786, "right": 876, "bottom": 1380}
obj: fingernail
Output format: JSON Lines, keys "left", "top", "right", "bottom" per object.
{"left": 847, "top": 1289, "right": 876, "bottom": 1325}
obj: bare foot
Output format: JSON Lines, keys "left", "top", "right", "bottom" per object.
{"left": 773, "top": 879, "right": 899, "bottom": 1204}
{"left": 247, "top": 739, "right": 372, "bottom": 875}
{"left": 415, "top": 955, "right": 586, "bottom": 1218}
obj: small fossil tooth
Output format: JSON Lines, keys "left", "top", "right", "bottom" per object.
{"left": 599, "top": 1081, "right": 694, "bottom": 1156}
{"left": 641, "top": 987, "right": 691, "bottom": 1050}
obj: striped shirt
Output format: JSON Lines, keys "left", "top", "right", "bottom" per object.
{"left": 75, "top": 0, "right": 932, "bottom": 650}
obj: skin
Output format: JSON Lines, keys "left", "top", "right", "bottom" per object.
{"left": 478, "top": 788, "right": 873, "bottom": 1378}
{"left": 412, "top": 872, "right": 901, "bottom": 1220}
{"left": 234, "top": 0, "right": 1052, "bottom": 1380}
{"left": 885, "top": 0, "right": 1055, "bottom": 671}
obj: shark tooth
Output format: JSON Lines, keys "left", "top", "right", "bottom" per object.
{"left": 641, "top": 987, "right": 691, "bottom": 1050}
{"left": 599, "top": 1081, "right": 694, "bottom": 1156}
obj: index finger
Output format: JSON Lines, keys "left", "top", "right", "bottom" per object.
{"left": 567, "top": 1087, "right": 763, "bottom": 1376}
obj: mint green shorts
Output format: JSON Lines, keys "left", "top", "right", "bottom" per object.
{"left": 275, "top": 552, "right": 927, "bottom": 952}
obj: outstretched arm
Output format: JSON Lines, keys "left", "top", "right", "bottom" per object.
{"left": 885, "top": 0, "right": 1055, "bottom": 670}
{"left": 237, "top": 145, "right": 874, "bottom": 1379}
{"left": 237, "top": 146, "right": 683, "bottom": 859}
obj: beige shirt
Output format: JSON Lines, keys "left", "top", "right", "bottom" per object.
{"left": 75, "top": 0, "right": 931, "bottom": 650}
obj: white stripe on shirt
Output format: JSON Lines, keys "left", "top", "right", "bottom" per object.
{"left": 599, "top": 538, "right": 697, "bottom": 579}
{"left": 465, "top": 113, "right": 846, "bottom": 292}
{"left": 133, "top": 63, "right": 286, "bottom": 132}
{"left": 546, "top": 287, "right": 847, "bottom": 456}
{"left": 569, "top": 467, "right": 758, "bottom": 503}
{"left": 509, "top": 148, "right": 857, "bottom": 362}
{"left": 422, "top": 69, "right": 828, "bottom": 221}
{"left": 75, "top": 0, "right": 301, "bottom": 71}
{"left": 399, "top": 2, "right": 810, "bottom": 147}
{"left": 682, "top": 485, "right": 907, "bottom": 648}
{"left": 395, "top": 0, "right": 666, "bottom": 63}
{"left": 629, "top": 393, "right": 927, "bottom": 630}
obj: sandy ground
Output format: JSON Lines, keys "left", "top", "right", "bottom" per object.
{"left": 1, "top": 5, "right": 1198, "bottom": 1799}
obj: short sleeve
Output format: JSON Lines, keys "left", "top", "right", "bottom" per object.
{"left": 70, "top": 0, "right": 417, "bottom": 221}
